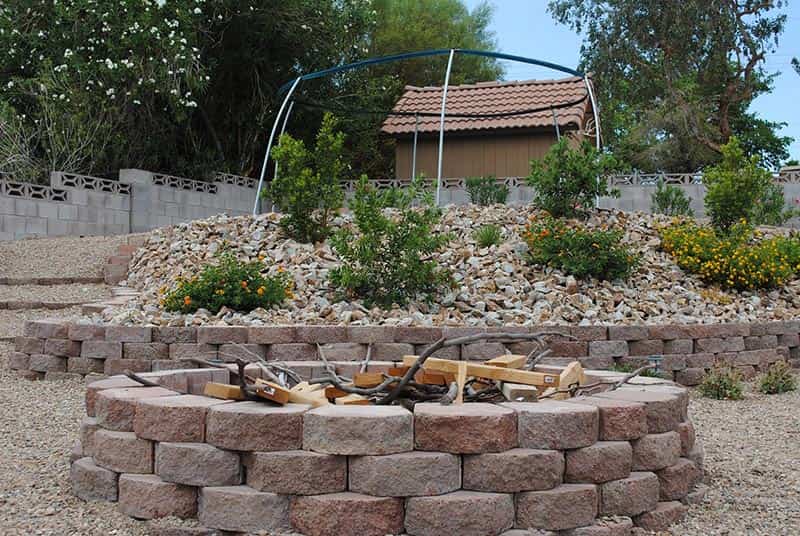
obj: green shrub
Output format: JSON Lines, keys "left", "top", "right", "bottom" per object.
{"left": 659, "top": 221, "right": 800, "bottom": 290}
{"left": 473, "top": 224, "right": 502, "bottom": 248}
{"left": 704, "top": 137, "right": 792, "bottom": 232}
{"left": 267, "top": 113, "right": 345, "bottom": 243}
{"left": 651, "top": 180, "right": 693, "bottom": 217}
{"left": 523, "top": 214, "right": 639, "bottom": 280}
{"left": 526, "top": 138, "right": 619, "bottom": 218}
{"left": 758, "top": 361, "right": 797, "bottom": 394}
{"left": 162, "top": 252, "right": 291, "bottom": 314}
{"left": 609, "top": 361, "right": 663, "bottom": 378}
{"left": 330, "top": 176, "right": 452, "bottom": 308}
{"left": 698, "top": 366, "right": 744, "bottom": 400}
{"left": 465, "top": 176, "right": 509, "bottom": 205}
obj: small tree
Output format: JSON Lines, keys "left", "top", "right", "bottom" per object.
{"left": 267, "top": 113, "right": 345, "bottom": 243}
{"left": 527, "top": 138, "right": 618, "bottom": 218}
{"left": 329, "top": 176, "right": 452, "bottom": 308}
{"left": 704, "top": 137, "right": 790, "bottom": 232}
{"left": 651, "top": 180, "right": 693, "bottom": 217}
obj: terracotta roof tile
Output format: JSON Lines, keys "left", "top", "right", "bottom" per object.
{"left": 381, "top": 76, "right": 592, "bottom": 136}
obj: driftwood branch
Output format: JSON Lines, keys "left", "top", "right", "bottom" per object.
{"left": 123, "top": 370, "right": 161, "bottom": 388}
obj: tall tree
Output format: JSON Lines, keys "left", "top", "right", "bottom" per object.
{"left": 548, "top": 0, "right": 792, "bottom": 171}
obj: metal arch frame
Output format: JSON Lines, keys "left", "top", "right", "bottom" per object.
{"left": 254, "top": 49, "right": 596, "bottom": 214}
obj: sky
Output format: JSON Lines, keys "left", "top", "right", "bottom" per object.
{"left": 464, "top": 0, "right": 800, "bottom": 161}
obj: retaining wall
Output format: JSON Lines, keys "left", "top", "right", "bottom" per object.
{"left": 0, "top": 170, "right": 255, "bottom": 240}
{"left": 69, "top": 365, "right": 703, "bottom": 535}
{"left": 8, "top": 321, "right": 797, "bottom": 386}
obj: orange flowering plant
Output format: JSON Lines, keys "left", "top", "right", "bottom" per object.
{"left": 162, "top": 252, "right": 291, "bottom": 314}
{"left": 523, "top": 214, "right": 639, "bottom": 280}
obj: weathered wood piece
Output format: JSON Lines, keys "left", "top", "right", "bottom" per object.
{"left": 485, "top": 354, "right": 527, "bottom": 369}
{"left": 501, "top": 382, "right": 539, "bottom": 402}
{"left": 203, "top": 382, "right": 246, "bottom": 400}
{"left": 402, "top": 356, "right": 560, "bottom": 388}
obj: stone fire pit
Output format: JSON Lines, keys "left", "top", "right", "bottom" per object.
{"left": 70, "top": 364, "right": 703, "bottom": 536}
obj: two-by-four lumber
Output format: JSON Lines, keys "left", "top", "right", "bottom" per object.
{"left": 501, "top": 382, "right": 539, "bottom": 402}
{"left": 455, "top": 361, "right": 468, "bottom": 404}
{"left": 552, "top": 361, "right": 585, "bottom": 401}
{"left": 402, "top": 356, "right": 560, "bottom": 388}
{"left": 203, "top": 382, "right": 246, "bottom": 400}
{"left": 334, "top": 393, "right": 370, "bottom": 405}
{"left": 353, "top": 372, "right": 384, "bottom": 388}
{"left": 253, "top": 379, "right": 290, "bottom": 405}
{"left": 484, "top": 354, "right": 527, "bottom": 369}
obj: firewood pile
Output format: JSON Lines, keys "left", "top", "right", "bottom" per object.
{"left": 126, "top": 332, "right": 655, "bottom": 407}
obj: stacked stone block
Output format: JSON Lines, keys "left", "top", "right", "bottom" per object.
{"left": 70, "top": 367, "right": 703, "bottom": 536}
{"left": 10, "top": 320, "right": 799, "bottom": 387}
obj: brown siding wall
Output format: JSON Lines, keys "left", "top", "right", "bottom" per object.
{"left": 394, "top": 132, "right": 561, "bottom": 180}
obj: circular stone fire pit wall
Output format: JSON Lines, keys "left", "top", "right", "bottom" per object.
{"left": 70, "top": 366, "right": 704, "bottom": 536}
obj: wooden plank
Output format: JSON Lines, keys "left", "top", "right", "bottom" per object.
{"left": 415, "top": 370, "right": 455, "bottom": 386}
{"left": 553, "top": 362, "right": 583, "bottom": 400}
{"left": 353, "top": 372, "right": 384, "bottom": 388}
{"left": 501, "top": 382, "right": 538, "bottom": 402}
{"left": 334, "top": 393, "right": 370, "bottom": 405}
{"left": 253, "top": 379, "right": 290, "bottom": 405}
{"left": 290, "top": 381, "right": 323, "bottom": 393}
{"left": 402, "top": 356, "right": 560, "bottom": 387}
{"left": 485, "top": 354, "right": 527, "bottom": 369}
{"left": 388, "top": 366, "right": 410, "bottom": 377}
{"left": 288, "top": 389, "right": 329, "bottom": 408}
{"left": 455, "top": 361, "right": 467, "bottom": 405}
{"left": 203, "top": 382, "right": 245, "bottom": 400}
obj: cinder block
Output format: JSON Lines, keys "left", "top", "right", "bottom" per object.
{"left": 153, "top": 327, "right": 197, "bottom": 344}
{"left": 634, "top": 501, "right": 688, "bottom": 531}
{"left": 266, "top": 343, "right": 317, "bottom": 361}
{"left": 247, "top": 326, "right": 296, "bottom": 344}
{"left": 318, "top": 342, "right": 367, "bottom": 361}
{"left": 349, "top": 451, "right": 460, "bottom": 497}
{"left": 244, "top": 450, "right": 345, "bottom": 495}
{"left": 594, "top": 389, "right": 683, "bottom": 434}
{"left": 103, "top": 358, "right": 151, "bottom": 376}
{"left": 406, "top": 491, "right": 514, "bottom": 536}
{"left": 25, "top": 320, "right": 68, "bottom": 339}
{"left": 81, "top": 340, "right": 123, "bottom": 359}
{"left": 628, "top": 339, "right": 664, "bottom": 356}
{"left": 415, "top": 403, "right": 517, "bottom": 453}
{"left": 462, "top": 342, "right": 509, "bottom": 360}
{"left": 347, "top": 326, "right": 395, "bottom": 343}
{"left": 589, "top": 340, "right": 628, "bottom": 358}
{"left": 600, "top": 472, "right": 660, "bottom": 517}
{"left": 394, "top": 326, "right": 442, "bottom": 344}
{"left": 7, "top": 352, "right": 30, "bottom": 370}
{"left": 69, "top": 323, "right": 106, "bottom": 341}
{"left": 155, "top": 442, "right": 241, "bottom": 486}
{"left": 463, "top": 448, "right": 563, "bottom": 492}
{"left": 303, "top": 405, "right": 412, "bottom": 455}
{"left": 565, "top": 441, "right": 632, "bottom": 484}
{"left": 632, "top": 431, "right": 681, "bottom": 471}
{"left": 29, "top": 354, "right": 67, "bottom": 373}
{"left": 656, "top": 458, "right": 701, "bottom": 501}
{"left": 93, "top": 429, "right": 153, "bottom": 473}
{"left": 106, "top": 326, "right": 152, "bottom": 343}
{"left": 197, "top": 326, "right": 248, "bottom": 344}
{"left": 608, "top": 326, "right": 648, "bottom": 341}
{"left": 515, "top": 484, "right": 598, "bottom": 531}
{"left": 134, "top": 394, "right": 230, "bottom": 442}
{"left": 123, "top": 342, "right": 169, "bottom": 360}
{"left": 118, "top": 474, "right": 197, "bottom": 520}
{"left": 503, "top": 400, "right": 598, "bottom": 450}
{"left": 291, "top": 492, "right": 403, "bottom": 536}
{"left": 95, "top": 386, "right": 176, "bottom": 431}
{"left": 15, "top": 336, "right": 44, "bottom": 354}
{"left": 70, "top": 457, "right": 119, "bottom": 502}
{"left": 206, "top": 401, "right": 308, "bottom": 452}
{"left": 169, "top": 343, "right": 218, "bottom": 361}
{"left": 371, "top": 342, "right": 415, "bottom": 360}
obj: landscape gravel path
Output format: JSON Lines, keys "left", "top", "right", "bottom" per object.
{"left": 1, "top": 332, "right": 797, "bottom": 534}
{"left": 0, "top": 235, "right": 128, "bottom": 279}
{"left": 0, "top": 283, "right": 111, "bottom": 304}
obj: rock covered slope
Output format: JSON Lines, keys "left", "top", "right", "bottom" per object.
{"left": 108, "top": 206, "right": 800, "bottom": 327}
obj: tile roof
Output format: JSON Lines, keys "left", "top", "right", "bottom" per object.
{"left": 381, "top": 76, "right": 592, "bottom": 136}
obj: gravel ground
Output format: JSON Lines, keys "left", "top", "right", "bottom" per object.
{"left": 0, "top": 283, "right": 111, "bottom": 304}
{"left": 0, "top": 235, "right": 129, "bottom": 279}
{"left": 0, "top": 307, "right": 85, "bottom": 339}
{"left": 0, "top": 336, "right": 797, "bottom": 535}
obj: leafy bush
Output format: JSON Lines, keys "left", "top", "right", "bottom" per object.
{"left": 473, "top": 224, "right": 502, "bottom": 248}
{"left": 651, "top": 180, "right": 693, "bottom": 217}
{"left": 659, "top": 221, "right": 800, "bottom": 290}
{"left": 162, "top": 252, "right": 290, "bottom": 315}
{"left": 330, "top": 176, "right": 452, "bottom": 307}
{"left": 758, "top": 361, "right": 797, "bottom": 394}
{"left": 523, "top": 214, "right": 639, "bottom": 280}
{"left": 267, "top": 113, "right": 345, "bottom": 243}
{"left": 610, "top": 361, "right": 663, "bottom": 378}
{"left": 526, "top": 139, "right": 619, "bottom": 218}
{"left": 465, "top": 176, "right": 509, "bottom": 205}
{"left": 699, "top": 366, "right": 744, "bottom": 400}
{"left": 704, "top": 137, "right": 793, "bottom": 232}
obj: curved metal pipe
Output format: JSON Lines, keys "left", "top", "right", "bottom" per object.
{"left": 436, "top": 49, "right": 455, "bottom": 206}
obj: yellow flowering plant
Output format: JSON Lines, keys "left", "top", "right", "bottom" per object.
{"left": 523, "top": 214, "right": 639, "bottom": 280}
{"left": 659, "top": 220, "right": 800, "bottom": 290}
{"left": 162, "top": 252, "right": 291, "bottom": 314}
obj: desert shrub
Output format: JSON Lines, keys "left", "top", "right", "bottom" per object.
{"left": 465, "top": 176, "right": 509, "bottom": 205}
{"left": 704, "top": 137, "right": 793, "bottom": 232}
{"left": 699, "top": 366, "right": 744, "bottom": 400}
{"left": 758, "top": 361, "right": 797, "bottom": 394}
{"left": 267, "top": 113, "right": 345, "bottom": 243}
{"left": 162, "top": 252, "right": 290, "bottom": 314}
{"left": 526, "top": 138, "right": 619, "bottom": 218}
{"left": 329, "top": 176, "right": 452, "bottom": 308}
{"left": 473, "top": 224, "right": 502, "bottom": 248}
{"left": 523, "top": 214, "right": 639, "bottom": 280}
{"left": 659, "top": 220, "right": 800, "bottom": 290}
{"left": 651, "top": 180, "right": 693, "bottom": 217}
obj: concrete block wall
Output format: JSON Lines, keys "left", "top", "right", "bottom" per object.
{"left": 0, "top": 170, "right": 257, "bottom": 240}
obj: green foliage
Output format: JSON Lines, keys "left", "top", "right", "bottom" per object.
{"left": 524, "top": 214, "right": 639, "bottom": 281}
{"left": 267, "top": 113, "right": 345, "bottom": 243}
{"left": 609, "top": 362, "right": 663, "bottom": 378}
{"left": 704, "top": 138, "right": 792, "bottom": 232}
{"left": 758, "top": 361, "right": 797, "bottom": 395}
{"left": 330, "top": 176, "right": 452, "bottom": 308}
{"left": 162, "top": 252, "right": 290, "bottom": 315}
{"left": 699, "top": 367, "right": 744, "bottom": 400}
{"left": 660, "top": 221, "right": 800, "bottom": 290}
{"left": 549, "top": 0, "right": 792, "bottom": 171}
{"left": 473, "top": 224, "right": 502, "bottom": 248}
{"left": 651, "top": 180, "right": 693, "bottom": 217}
{"left": 527, "top": 139, "right": 619, "bottom": 218}
{"left": 465, "top": 176, "right": 509, "bottom": 206}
